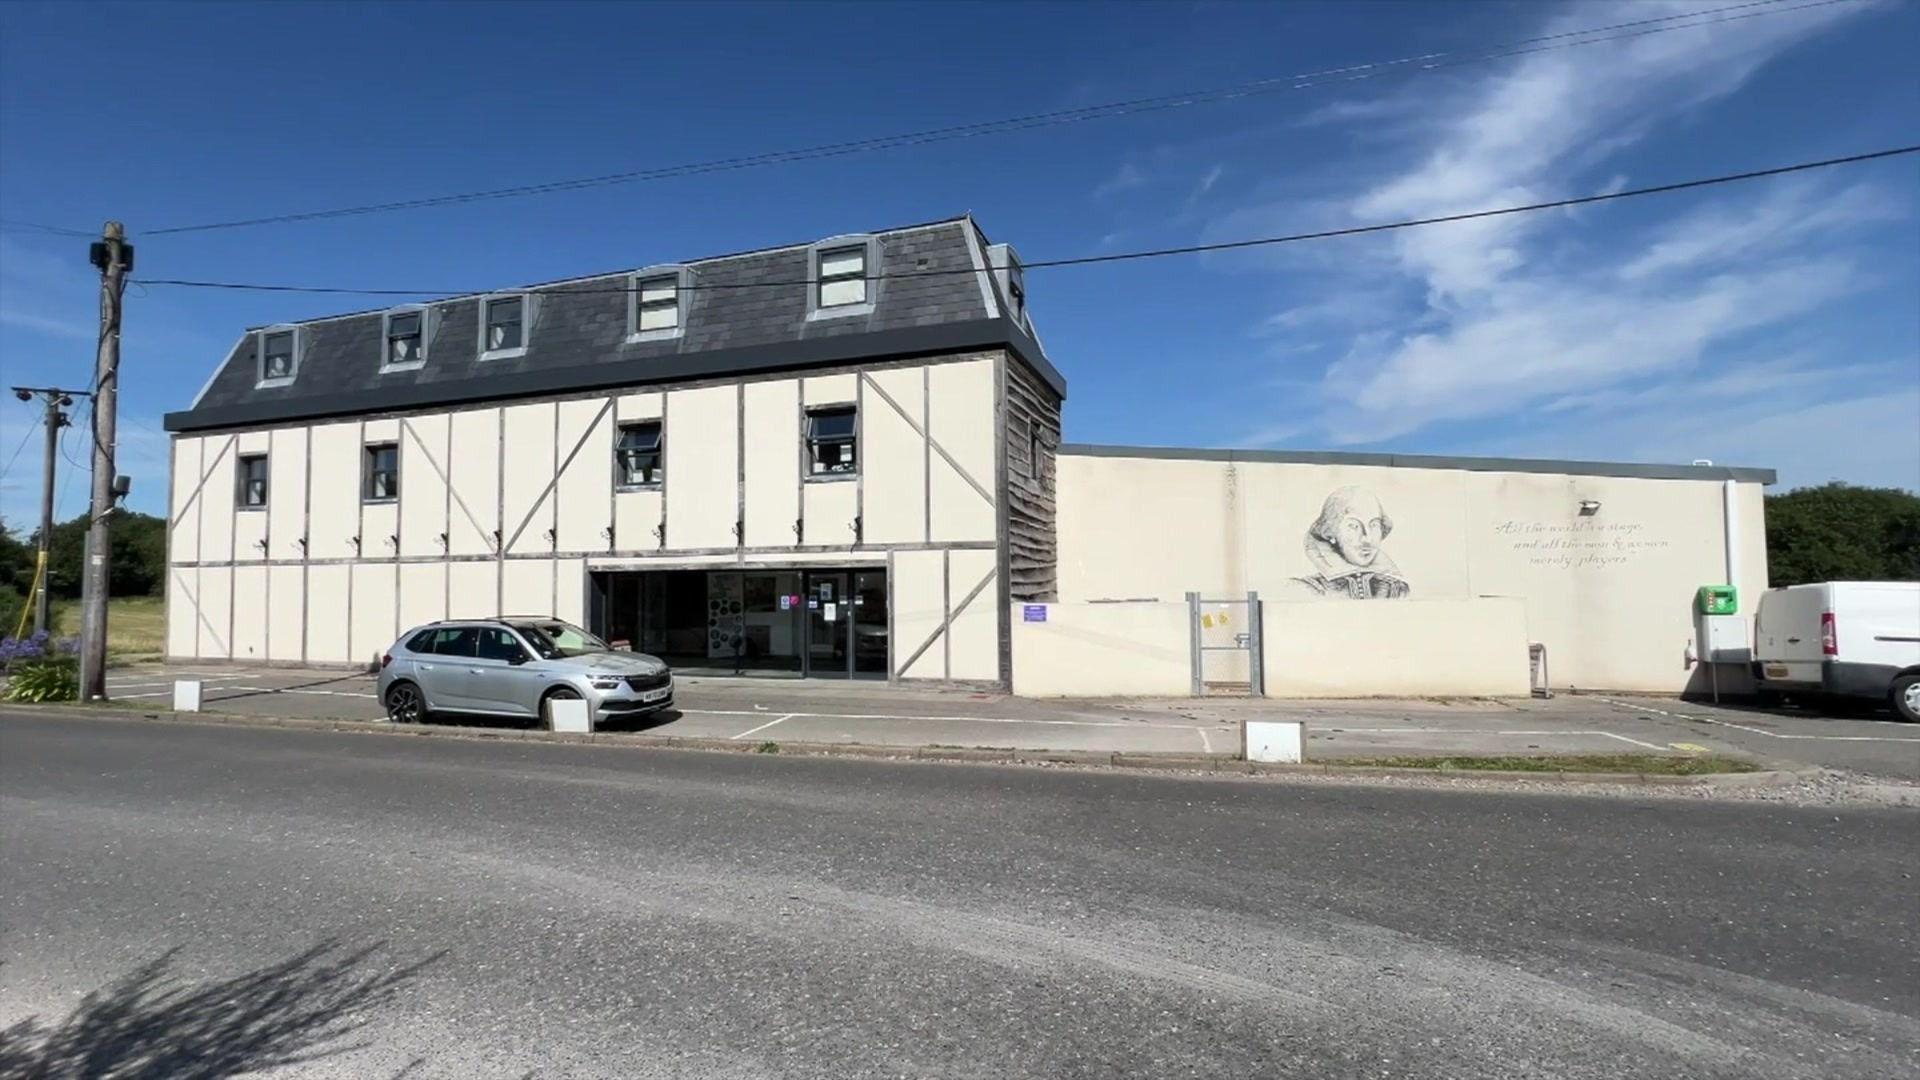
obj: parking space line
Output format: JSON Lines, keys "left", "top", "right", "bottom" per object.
{"left": 1598, "top": 698, "right": 1920, "bottom": 744}
{"left": 1324, "top": 726, "right": 1672, "bottom": 750}
{"left": 109, "top": 686, "right": 378, "bottom": 702}
{"left": 1195, "top": 727, "right": 1213, "bottom": 753}
{"left": 683, "top": 708, "right": 1198, "bottom": 730}
{"left": 1593, "top": 731, "right": 1668, "bottom": 751}
{"left": 730, "top": 714, "right": 795, "bottom": 741}
{"left": 106, "top": 675, "right": 256, "bottom": 690}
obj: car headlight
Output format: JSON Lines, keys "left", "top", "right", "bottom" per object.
{"left": 588, "top": 677, "right": 622, "bottom": 690}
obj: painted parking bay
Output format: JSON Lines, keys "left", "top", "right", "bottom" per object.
{"left": 99, "top": 666, "right": 1231, "bottom": 756}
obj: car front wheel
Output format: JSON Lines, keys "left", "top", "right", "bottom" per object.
{"left": 385, "top": 681, "right": 427, "bottom": 725}
{"left": 542, "top": 686, "right": 585, "bottom": 732}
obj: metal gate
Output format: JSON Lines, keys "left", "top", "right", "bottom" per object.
{"left": 1187, "top": 591, "right": 1265, "bottom": 696}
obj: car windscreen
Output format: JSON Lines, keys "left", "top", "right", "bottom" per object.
{"left": 511, "top": 621, "right": 609, "bottom": 659}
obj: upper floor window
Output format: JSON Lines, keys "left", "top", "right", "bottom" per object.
{"left": 383, "top": 309, "right": 426, "bottom": 370}
{"left": 805, "top": 405, "right": 857, "bottom": 477}
{"left": 257, "top": 328, "right": 298, "bottom": 385}
{"left": 635, "top": 276, "right": 679, "bottom": 333}
{"left": 236, "top": 453, "right": 269, "bottom": 509}
{"left": 362, "top": 442, "right": 399, "bottom": 502}
{"left": 481, "top": 294, "right": 527, "bottom": 358}
{"left": 816, "top": 246, "right": 867, "bottom": 308}
{"left": 988, "top": 242, "right": 1028, "bottom": 328}
{"left": 615, "top": 421, "right": 663, "bottom": 488}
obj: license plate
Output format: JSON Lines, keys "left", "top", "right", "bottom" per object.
{"left": 1764, "top": 664, "right": 1789, "bottom": 678}
{"left": 642, "top": 687, "right": 670, "bottom": 702}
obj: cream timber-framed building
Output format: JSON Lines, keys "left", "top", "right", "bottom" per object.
{"left": 165, "top": 215, "right": 1777, "bottom": 697}
{"left": 163, "top": 217, "right": 1061, "bottom": 684}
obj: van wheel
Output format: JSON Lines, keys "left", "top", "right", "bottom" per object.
{"left": 541, "top": 686, "right": 584, "bottom": 732}
{"left": 1892, "top": 674, "right": 1920, "bottom": 723}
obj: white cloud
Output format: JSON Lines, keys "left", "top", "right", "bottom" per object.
{"left": 1218, "top": 0, "right": 1890, "bottom": 454}
{"left": 1318, "top": 258, "right": 1860, "bottom": 443}
{"left": 1191, "top": 164, "right": 1224, "bottom": 198}
{"left": 1616, "top": 180, "right": 1902, "bottom": 281}
{"left": 1467, "top": 384, "right": 1920, "bottom": 492}
{"left": 0, "top": 308, "right": 93, "bottom": 340}
{"left": 1092, "top": 162, "right": 1148, "bottom": 200}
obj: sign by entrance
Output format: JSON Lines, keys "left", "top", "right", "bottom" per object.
{"left": 1022, "top": 604, "right": 1048, "bottom": 623}
{"left": 779, "top": 595, "right": 793, "bottom": 611}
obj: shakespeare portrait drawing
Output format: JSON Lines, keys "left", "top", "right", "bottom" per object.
{"left": 1283, "top": 486, "right": 1411, "bottom": 600}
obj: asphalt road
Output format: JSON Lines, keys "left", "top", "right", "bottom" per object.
{"left": 3, "top": 712, "right": 1916, "bottom": 1079}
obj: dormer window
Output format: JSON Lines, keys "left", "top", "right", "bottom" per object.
{"left": 817, "top": 247, "right": 867, "bottom": 308}
{"left": 627, "top": 269, "right": 688, "bottom": 342}
{"left": 383, "top": 309, "right": 426, "bottom": 370}
{"left": 805, "top": 236, "right": 878, "bottom": 322}
{"left": 987, "top": 242, "right": 1028, "bottom": 329}
{"left": 478, "top": 293, "right": 532, "bottom": 360}
{"left": 638, "top": 277, "right": 677, "bottom": 330}
{"left": 256, "top": 327, "right": 298, "bottom": 386}
{"left": 485, "top": 296, "right": 523, "bottom": 352}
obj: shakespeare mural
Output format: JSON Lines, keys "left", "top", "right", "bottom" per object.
{"left": 1282, "top": 486, "right": 1411, "bottom": 600}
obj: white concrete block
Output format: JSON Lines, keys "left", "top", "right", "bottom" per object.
{"left": 548, "top": 697, "right": 591, "bottom": 734}
{"left": 1244, "top": 720, "right": 1305, "bottom": 764}
{"left": 172, "top": 680, "right": 203, "bottom": 713}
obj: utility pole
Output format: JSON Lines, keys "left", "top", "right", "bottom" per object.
{"left": 9, "top": 385, "right": 90, "bottom": 636}
{"left": 79, "top": 222, "right": 132, "bottom": 701}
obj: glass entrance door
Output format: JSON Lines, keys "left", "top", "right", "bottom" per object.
{"left": 852, "top": 570, "right": 888, "bottom": 678}
{"left": 802, "top": 572, "right": 850, "bottom": 679}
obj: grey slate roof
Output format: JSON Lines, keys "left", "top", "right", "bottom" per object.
{"left": 166, "top": 217, "right": 1061, "bottom": 432}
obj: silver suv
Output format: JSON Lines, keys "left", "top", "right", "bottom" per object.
{"left": 377, "top": 618, "right": 674, "bottom": 731}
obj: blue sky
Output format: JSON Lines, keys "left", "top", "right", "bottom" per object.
{"left": 1, "top": 0, "right": 1915, "bottom": 526}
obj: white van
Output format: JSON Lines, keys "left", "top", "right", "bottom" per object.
{"left": 1753, "top": 582, "right": 1920, "bottom": 721}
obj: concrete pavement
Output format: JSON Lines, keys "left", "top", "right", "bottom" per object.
{"left": 2, "top": 711, "right": 1915, "bottom": 1078}
{"left": 92, "top": 662, "right": 1920, "bottom": 779}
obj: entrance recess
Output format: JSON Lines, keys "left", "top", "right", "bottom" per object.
{"left": 800, "top": 570, "right": 889, "bottom": 679}
{"left": 588, "top": 567, "right": 887, "bottom": 679}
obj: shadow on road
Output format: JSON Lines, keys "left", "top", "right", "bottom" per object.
{"left": 0, "top": 940, "right": 441, "bottom": 1079}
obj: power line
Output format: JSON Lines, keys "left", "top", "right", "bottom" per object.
{"left": 0, "top": 416, "right": 42, "bottom": 485}
{"left": 141, "top": 0, "right": 1853, "bottom": 237}
{"left": 0, "top": 218, "right": 96, "bottom": 239}
{"left": 58, "top": 407, "right": 89, "bottom": 473}
{"left": 56, "top": 408, "right": 84, "bottom": 519}
{"left": 133, "top": 145, "right": 1920, "bottom": 300}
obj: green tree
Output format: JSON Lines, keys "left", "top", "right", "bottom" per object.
{"left": 1765, "top": 483, "right": 1920, "bottom": 586}
{"left": 0, "top": 517, "right": 33, "bottom": 629}
{"left": 45, "top": 510, "right": 167, "bottom": 599}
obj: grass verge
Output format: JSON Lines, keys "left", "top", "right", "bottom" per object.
{"left": 1337, "top": 754, "right": 1759, "bottom": 776}
{"left": 48, "top": 596, "right": 167, "bottom": 661}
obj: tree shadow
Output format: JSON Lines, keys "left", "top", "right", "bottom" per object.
{"left": 0, "top": 940, "right": 442, "bottom": 1079}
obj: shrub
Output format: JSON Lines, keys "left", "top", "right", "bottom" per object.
{"left": 1, "top": 630, "right": 52, "bottom": 670}
{"left": 0, "top": 630, "right": 77, "bottom": 671}
{"left": 5, "top": 657, "right": 78, "bottom": 702}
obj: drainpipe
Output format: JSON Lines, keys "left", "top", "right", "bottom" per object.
{"left": 1722, "top": 479, "right": 1740, "bottom": 588}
